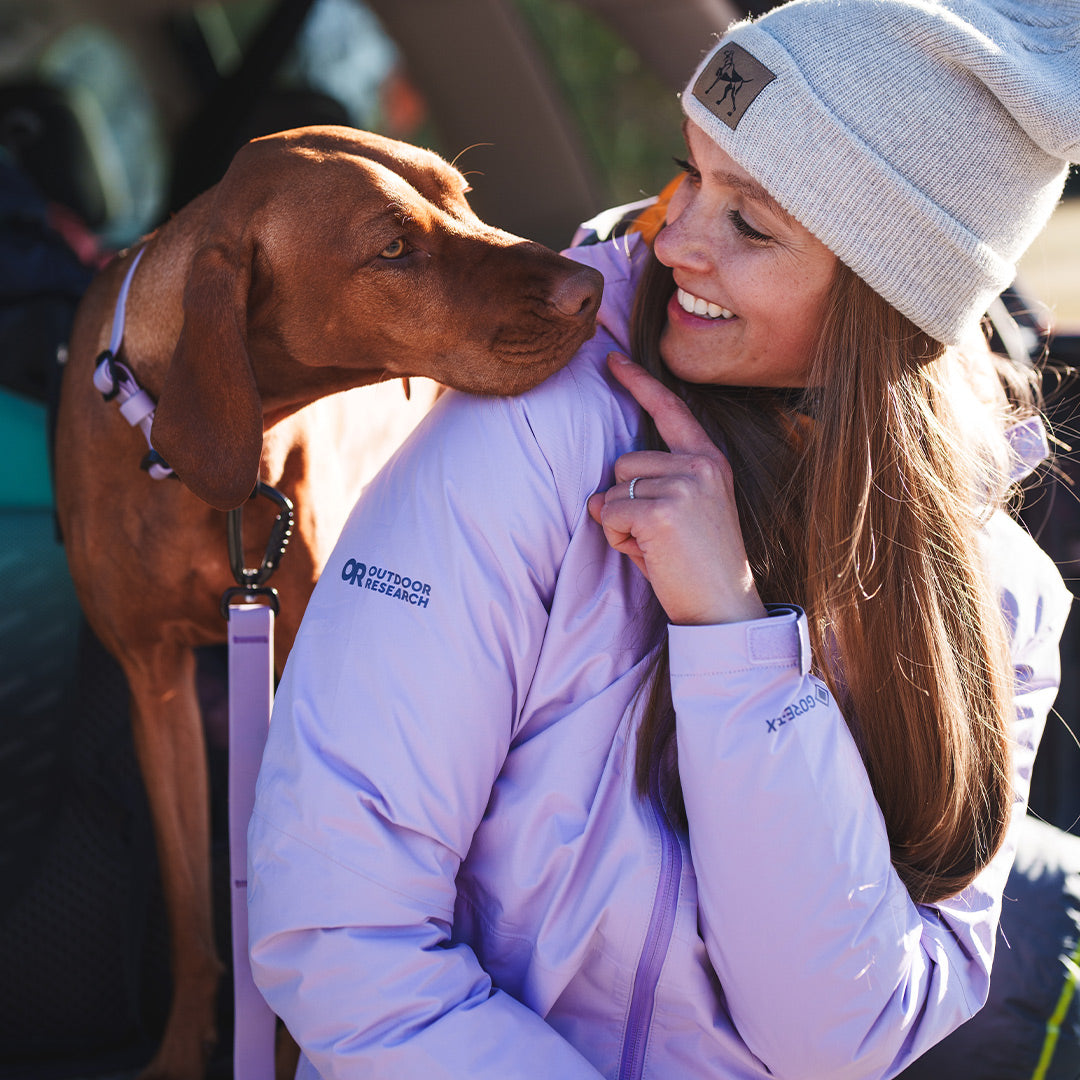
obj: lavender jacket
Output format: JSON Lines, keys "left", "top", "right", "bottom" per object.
{"left": 248, "top": 234, "right": 1071, "bottom": 1080}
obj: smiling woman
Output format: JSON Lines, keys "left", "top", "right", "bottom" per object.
{"left": 0, "top": 0, "right": 1075, "bottom": 1076}
{"left": 653, "top": 123, "right": 838, "bottom": 388}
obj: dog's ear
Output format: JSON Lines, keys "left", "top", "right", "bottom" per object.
{"left": 151, "top": 225, "right": 263, "bottom": 512}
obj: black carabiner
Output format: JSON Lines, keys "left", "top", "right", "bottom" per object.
{"left": 221, "top": 481, "right": 295, "bottom": 619}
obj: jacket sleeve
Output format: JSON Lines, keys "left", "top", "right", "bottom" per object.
{"left": 670, "top": 515, "right": 1072, "bottom": 1080}
{"left": 247, "top": 378, "right": 605, "bottom": 1079}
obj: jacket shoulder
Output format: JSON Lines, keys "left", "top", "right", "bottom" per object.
{"left": 984, "top": 509, "right": 1072, "bottom": 653}
{"left": 480, "top": 232, "right": 649, "bottom": 526}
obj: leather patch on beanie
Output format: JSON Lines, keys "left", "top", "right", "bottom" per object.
{"left": 693, "top": 42, "right": 775, "bottom": 130}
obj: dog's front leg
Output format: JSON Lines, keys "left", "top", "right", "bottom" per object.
{"left": 125, "top": 640, "right": 223, "bottom": 1080}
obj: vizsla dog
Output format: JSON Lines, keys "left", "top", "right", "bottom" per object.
{"left": 53, "top": 125, "right": 601, "bottom": 1080}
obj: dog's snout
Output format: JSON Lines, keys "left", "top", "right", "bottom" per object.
{"left": 550, "top": 265, "right": 603, "bottom": 319}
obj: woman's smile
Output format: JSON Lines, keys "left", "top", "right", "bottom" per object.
{"left": 675, "top": 286, "right": 734, "bottom": 321}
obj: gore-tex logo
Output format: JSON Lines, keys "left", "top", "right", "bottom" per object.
{"left": 341, "top": 558, "right": 431, "bottom": 609}
{"left": 766, "top": 683, "right": 831, "bottom": 733}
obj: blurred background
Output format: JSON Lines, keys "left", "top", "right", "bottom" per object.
{"left": 0, "top": 1, "right": 1077, "bottom": 1077}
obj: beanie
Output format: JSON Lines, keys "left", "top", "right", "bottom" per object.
{"left": 681, "top": 0, "right": 1080, "bottom": 345}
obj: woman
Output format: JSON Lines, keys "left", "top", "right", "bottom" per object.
{"left": 248, "top": 0, "right": 1077, "bottom": 1076}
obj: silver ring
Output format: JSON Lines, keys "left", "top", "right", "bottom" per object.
{"left": 628, "top": 476, "right": 641, "bottom": 500}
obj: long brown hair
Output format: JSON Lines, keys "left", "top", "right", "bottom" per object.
{"left": 631, "top": 248, "right": 1033, "bottom": 905}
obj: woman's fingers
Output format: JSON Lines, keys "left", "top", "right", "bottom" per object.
{"left": 607, "top": 353, "right": 721, "bottom": 461}
{"left": 586, "top": 491, "right": 650, "bottom": 579}
{"left": 589, "top": 353, "right": 766, "bottom": 625}
{"left": 610, "top": 451, "right": 681, "bottom": 487}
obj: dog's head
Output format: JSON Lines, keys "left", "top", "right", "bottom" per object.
{"left": 151, "top": 126, "right": 602, "bottom": 510}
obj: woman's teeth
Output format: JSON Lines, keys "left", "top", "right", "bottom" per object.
{"left": 677, "top": 287, "right": 733, "bottom": 320}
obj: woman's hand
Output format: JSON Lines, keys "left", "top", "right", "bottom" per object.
{"left": 587, "top": 353, "right": 767, "bottom": 625}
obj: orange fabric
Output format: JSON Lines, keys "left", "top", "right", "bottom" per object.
{"left": 629, "top": 174, "right": 684, "bottom": 245}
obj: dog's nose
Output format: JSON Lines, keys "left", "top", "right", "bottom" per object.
{"left": 550, "top": 266, "right": 603, "bottom": 318}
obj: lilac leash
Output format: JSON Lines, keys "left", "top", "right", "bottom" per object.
{"left": 228, "top": 603, "right": 278, "bottom": 1080}
{"left": 222, "top": 486, "right": 293, "bottom": 1080}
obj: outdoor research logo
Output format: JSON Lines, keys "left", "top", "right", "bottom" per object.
{"left": 341, "top": 558, "right": 431, "bottom": 608}
{"left": 693, "top": 42, "right": 776, "bottom": 131}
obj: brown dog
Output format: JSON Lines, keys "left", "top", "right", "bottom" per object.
{"left": 53, "top": 125, "right": 601, "bottom": 1080}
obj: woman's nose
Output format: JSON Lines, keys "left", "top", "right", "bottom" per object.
{"left": 654, "top": 205, "right": 713, "bottom": 275}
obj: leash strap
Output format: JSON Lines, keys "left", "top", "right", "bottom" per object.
{"left": 223, "top": 489, "right": 292, "bottom": 1076}
{"left": 227, "top": 602, "right": 278, "bottom": 1080}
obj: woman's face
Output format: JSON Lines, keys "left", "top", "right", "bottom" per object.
{"left": 653, "top": 121, "right": 837, "bottom": 388}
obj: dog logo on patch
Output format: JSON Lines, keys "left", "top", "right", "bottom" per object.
{"left": 693, "top": 43, "right": 775, "bottom": 130}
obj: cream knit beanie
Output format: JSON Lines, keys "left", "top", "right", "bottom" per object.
{"left": 681, "top": 0, "right": 1080, "bottom": 345}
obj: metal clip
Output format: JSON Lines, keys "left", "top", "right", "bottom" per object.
{"left": 220, "top": 481, "right": 295, "bottom": 619}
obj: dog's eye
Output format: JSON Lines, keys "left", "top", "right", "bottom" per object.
{"left": 379, "top": 238, "right": 408, "bottom": 259}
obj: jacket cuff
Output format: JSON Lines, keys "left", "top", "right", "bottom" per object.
{"left": 667, "top": 605, "right": 811, "bottom": 677}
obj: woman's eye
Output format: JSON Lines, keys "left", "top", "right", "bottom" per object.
{"left": 379, "top": 238, "right": 408, "bottom": 259}
{"left": 672, "top": 155, "right": 701, "bottom": 184}
{"left": 728, "top": 209, "right": 773, "bottom": 245}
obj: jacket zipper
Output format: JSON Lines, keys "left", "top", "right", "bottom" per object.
{"left": 618, "top": 757, "right": 682, "bottom": 1080}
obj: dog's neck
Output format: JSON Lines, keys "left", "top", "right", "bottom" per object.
{"left": 245, "top": 323, "right": 399, "bottom": 424}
